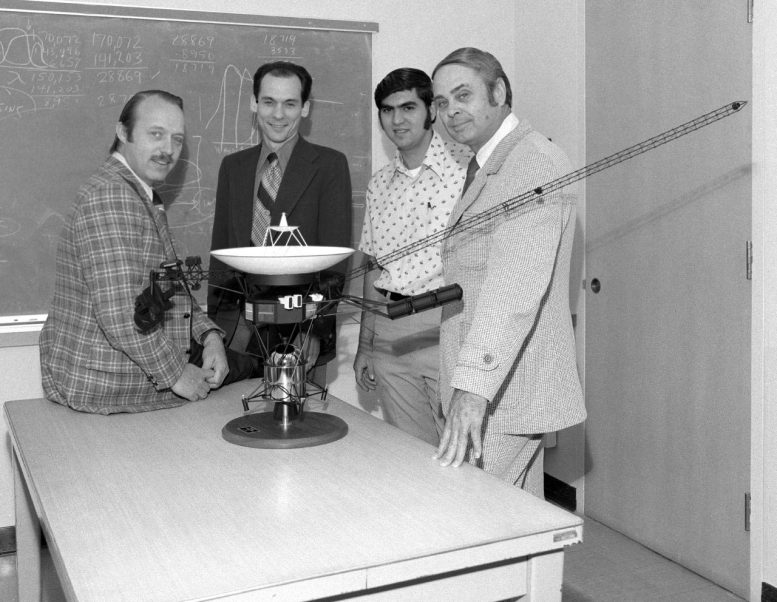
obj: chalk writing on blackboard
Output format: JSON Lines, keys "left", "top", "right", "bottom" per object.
{"left": 0, "top": 6, "right": 372, "bottom": 316}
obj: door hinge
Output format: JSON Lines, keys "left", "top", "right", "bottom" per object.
{"left": 747, "top": 0, "right": 754, "bottom": 24}
{"left": 745, "top": 492, "right": 751, "bottom": 532}
{"left": 746, "top": 240, "right": 753, "bottom": 280}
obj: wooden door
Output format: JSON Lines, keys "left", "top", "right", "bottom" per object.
{"left": 585, "top": 1, "right": 751, "bottom": 595}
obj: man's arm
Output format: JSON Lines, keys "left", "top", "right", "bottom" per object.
{"left": 77, "top": 186, "right": 189, "bottom": 390}
{"left": 434, "top": 389, "right": 488, "bottom": 466}
{"left": 198, "top": 329, "right": 228, "bottom": 389}
{"left": 353, "top": 255, "right": 381, "bottom": 391}
{"left": 305, "top": 149, "right": 353, "bottom": 364}
{"left": 208, "top": 156, "right": 238, "bottom": 319}
{"left": 450, "top": 153, "right": 570, "bottom": 401}
{"left": 434, "top": 203, "right": 564, "bottom": 466}
{"left": 437, "top": 154, "right": 571, "bottom": 466}
{"left": 450, "top": 202, "right": 566, "bottom": 401}
{"left": 318, "top": 150, "right": 352, "bottom": 261}
{"left": 172, "top": 364, "right": 216, "bottom": 401}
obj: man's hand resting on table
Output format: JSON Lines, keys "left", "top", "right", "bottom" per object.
{"left": 172, "top": 364, "right": 216, "bottom": 402}
{"left": 434, "top": 389, "right": 488, "bottom": 467}
{"left": 200, "top": 331, "right": 228, "bottom": 389}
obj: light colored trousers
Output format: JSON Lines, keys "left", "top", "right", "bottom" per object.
{"left": 478, "top": 432, "right": 545, "bottom": 498}
{"left": 372, "top": 307, "right": 443, "bottom": 446}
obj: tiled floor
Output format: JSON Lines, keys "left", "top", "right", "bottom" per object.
{"left": 0, "top": 517, "right": 745, "bottom": 601}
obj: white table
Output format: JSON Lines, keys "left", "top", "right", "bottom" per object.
{"left": 6, "top": 380, "right": 582, "bottom": 601}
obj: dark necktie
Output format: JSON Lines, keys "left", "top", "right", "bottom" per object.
{"left": 252, "top": 153, "right": 281, "bottom": 245}
{"left": 151, "top": 191, "right": 174, "bottom": 258}
{"left": 462, "top": 156, "right": 479, "bottom": 196}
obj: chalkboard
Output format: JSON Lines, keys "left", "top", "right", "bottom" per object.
{"left": 0, "top": 2, "right": 375, "bottom": 317}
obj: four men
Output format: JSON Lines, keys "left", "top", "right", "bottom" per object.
{"left": 42, "top": 51, "right": 585, "bottom": 497}
{"left": 354, "top": 68, "right": 470, "bottom": 445}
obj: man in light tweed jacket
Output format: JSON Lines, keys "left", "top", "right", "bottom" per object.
{"left": 431, "top": 48, "right": 586, "bottom": 497}
{"left": 41, "top": 90, "right": 256, "bottom": 414}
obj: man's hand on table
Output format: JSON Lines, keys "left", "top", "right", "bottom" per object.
{"left": 434, "top": 389, "right": 488, "bottom": 468}
{"left": 172, "top": 364, "right": 216, "bottom": 402}
{"left": 201, "top": 331, "right": 229, "bottom": 389}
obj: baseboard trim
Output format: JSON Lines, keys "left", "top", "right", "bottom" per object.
{"left": 544, "top": 473, "right": 577, "bottom": 512}
{"left": 763, "top": 581, "right": 777, "bottom": 602}
{"left": 0, "top": 526, "right": 16, "bottom": 556}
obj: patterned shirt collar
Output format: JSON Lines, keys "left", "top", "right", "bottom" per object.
{"left": 259, "top": 134, "right": 298, "bottom": 173}
{"left": 391, "top": 130, "right": 449, "bottom": 180}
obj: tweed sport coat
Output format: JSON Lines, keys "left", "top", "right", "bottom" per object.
{"left": 40, "top": 156, "right": 219, "bottom": 414}
{"left": 439, "top": 119, "right": 586, "bottom": 435}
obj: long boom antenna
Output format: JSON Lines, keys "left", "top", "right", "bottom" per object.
{"left": 346, "top": 100, "right": 747, "bottom": 282}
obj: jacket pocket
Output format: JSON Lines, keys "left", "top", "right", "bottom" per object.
{"left": 86, "top": 342, "right": 139, "bottom": 374}
{"left": 449, "top": 222, "right": 493, "bottom": 269}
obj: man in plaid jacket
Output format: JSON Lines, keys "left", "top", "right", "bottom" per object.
{"left": 41, "top": 90, "right": 255, "bottom": 414}
{"left": 431, "top": 49, "right": 586, "bottom": 497}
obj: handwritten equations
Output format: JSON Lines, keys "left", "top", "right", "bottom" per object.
{"left": 0, "top": 7, "right": 372, "bottom": 315}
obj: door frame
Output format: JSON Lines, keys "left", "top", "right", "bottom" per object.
{"left": 749, "top": 2, "right": 777, "bottom": 598}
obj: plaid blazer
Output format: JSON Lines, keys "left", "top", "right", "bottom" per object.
{"left": 40, "top": 156, "right": 218, "bottom": 414}
{"left": 439, "top": 119, "right": 586, "bottom": 434}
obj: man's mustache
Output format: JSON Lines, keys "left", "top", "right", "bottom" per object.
{"left": 152, "top": 153, "right": 174, "bottom": 164}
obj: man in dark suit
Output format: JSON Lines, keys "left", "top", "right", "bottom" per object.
{"left": 208, "top": 61, "right": 352, "bottom": 376}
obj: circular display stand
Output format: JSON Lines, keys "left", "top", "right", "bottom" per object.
{"left": 222, "top": 411, "right": 348, "bottom": 449}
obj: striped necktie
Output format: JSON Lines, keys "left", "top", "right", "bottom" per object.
{"left": 251, "top": 153, "right": 281, "bottom": 246}
{"left": 151, "top": 190, "right": 175, "bottom": 259}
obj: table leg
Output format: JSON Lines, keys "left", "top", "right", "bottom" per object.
{"left": 13, "top": 448, "right": 41, "bottom": 602}
{"left": 525, "top": 548, "right": 565, "bottom": 601}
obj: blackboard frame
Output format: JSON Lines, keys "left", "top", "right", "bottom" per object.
{"left": 0, "top": 1, "right": 376, "bottom": 324}
{"left": 2, "top": 1, "right": 379, "bottom": 34}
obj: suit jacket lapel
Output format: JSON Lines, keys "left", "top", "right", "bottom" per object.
{"left": 275, "top": 137, "right": 317, "bottom": 217}
{"left": 234, "top": 146, "right": 262, "bottom": 246}
{"left": 107, "top": 157, "right": 177, "bottom": 261}
{"left": 449, "top": 120, "right": 533, "bottom": 227}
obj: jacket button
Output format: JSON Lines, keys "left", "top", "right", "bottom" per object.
{"left": 483, "top": 353, "right": 493, "bottom": 364}
{"left": 183, "top": 313, "right": 191, "bottom": 318}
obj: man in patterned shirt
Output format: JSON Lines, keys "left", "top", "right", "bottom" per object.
{"left": 353, "top": 68, "right": 471, "bottom": 445}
